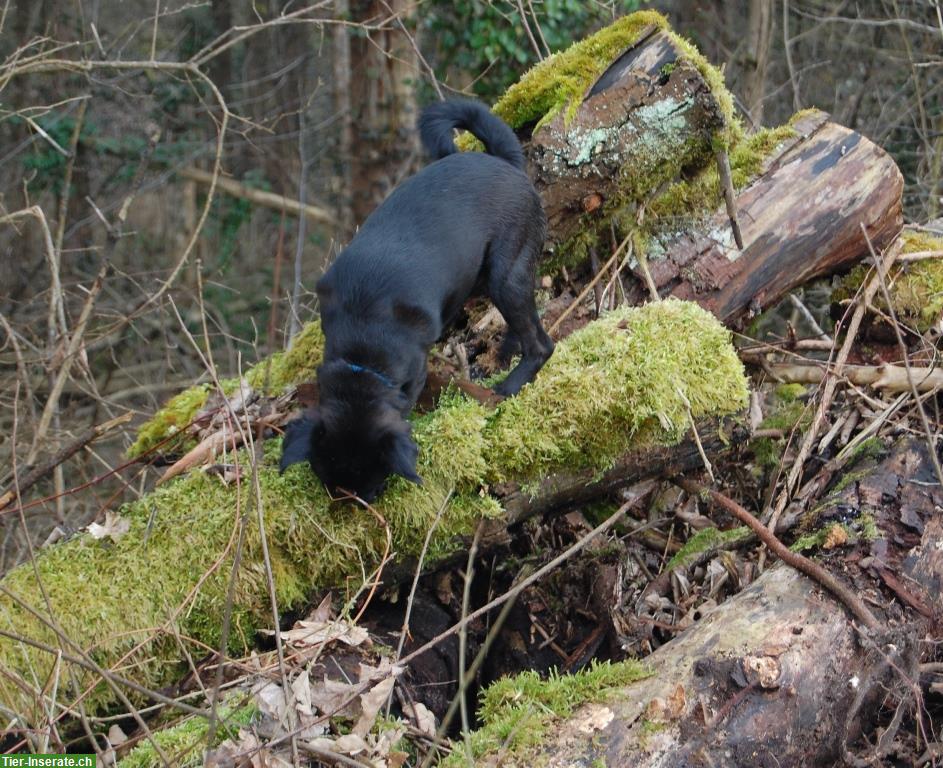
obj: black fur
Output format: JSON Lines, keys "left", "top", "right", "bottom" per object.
{"left": 281, "top": 98, "right": 553, "bottom": 502}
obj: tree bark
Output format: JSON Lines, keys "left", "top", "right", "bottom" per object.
{"left": 646, "top": 112, "right": 903, "bottom": 327}
{"left": 741, "top": 0, "right": 773, "bottom": 126}
{"left": 528, "top": 27, "right": 727, "bottom": 251}
{"left": 346, "top": 0, "right": 420, "bottom": 225}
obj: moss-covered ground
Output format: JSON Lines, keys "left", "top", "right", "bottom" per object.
{"left": 439, "top": 660, "right": 650, "bottom": 767}
{"left": 0, "top": 300, "right": 747, "bottom": 723}
{"left": 118, "top": 702, "right": 257, "bottom": 768}
{"left": 751, "top": 383, "right": 814, "bottom": 470}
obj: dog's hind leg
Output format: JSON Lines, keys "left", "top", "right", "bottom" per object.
{"left": 487, "top": 243, "right": 554, "bottom": 397}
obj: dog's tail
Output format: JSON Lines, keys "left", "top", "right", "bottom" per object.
{"left": 419, "top": 99, "right": 525, "bottom": 170}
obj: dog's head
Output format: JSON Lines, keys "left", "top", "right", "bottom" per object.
{"left": 280, "top": 370, "right": 421, "bottom": 502}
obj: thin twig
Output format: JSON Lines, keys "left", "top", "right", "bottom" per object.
{"left": 715, "top": 146, "right": 744, "bottom": 249}
{"left": 549, "top": 233, "right": 633, "bottom": 337}
{"left": 764, "top": 237, "right": 902, "bottom": 535}
{"left": 459, "top": 523, "right": 484, "bottom": 766}
{"left": 675, "top": 478, "right": 879, "bottom": 629}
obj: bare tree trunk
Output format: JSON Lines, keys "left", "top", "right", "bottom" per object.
{"left": 332, "top": 0, "right": 355, "bottom": 239}
{"left": 741, "top": 0, "right": 773, "bottom": 125}
{"left": 346, "top": 0, "right": 420, "bottom": 225}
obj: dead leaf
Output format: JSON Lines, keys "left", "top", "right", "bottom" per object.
{"left": 353, "top": 676, "right": 396, "bottom": 737}
{"left": 87, "top": 511, "right": 131, "bottom": 542}
{"left": 373, "top": 723, "right": 407, "bottom": 762}
{"left": 308, "top": 677, "right": 360, "bottom": 718}
{"left": 159, "top": 427, "right": 243, "bottom": 484}
{"left": 271, "top": 619, "right": 369, "bottom": 650}
{"left": 406, "top": 701, "right": 437, "bottom": 737}
{"left": 823, "top": 524, "right": 849, "bottom": 549}
{"left": 253, "top": 681, "right": 289, "bottom": 726}
{"left": 291, "top": 670, "right": 313, "bottom": 716}
{"left": 334, "top": 733, "right": 370, "bottom": 755}
{"left": 206, "top": 730, "right": 261, "bottom": 768}
{"left": 309, "top": 593, "right": 333, "bottom": 623}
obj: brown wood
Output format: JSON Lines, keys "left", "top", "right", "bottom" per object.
{"left": 657, "top": 116, "right": 904, "bottom": 326}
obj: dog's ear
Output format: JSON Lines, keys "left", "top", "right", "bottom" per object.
{"left": 279, "top": 414, "right": 321, "bottom": 472}
{"left": 387, "top": 429, "right": 422, "bottom": 485}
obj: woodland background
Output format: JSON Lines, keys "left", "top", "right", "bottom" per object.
{"left": 0, "top": 0, "right": 940, "bottom": 573}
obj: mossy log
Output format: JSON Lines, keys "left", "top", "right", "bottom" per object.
{"left": 0, "top": 302, "right": 749, "bottom": 724}
{"left": 526, "top": 25, "right": 728, "bottom": 251}
{"left": 462, "top": 438, "right": 942, "bottom": 767}
{"left": 505, "top": 19, "right": 902, "bottom": 329}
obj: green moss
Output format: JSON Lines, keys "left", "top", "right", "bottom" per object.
{"left": 488, "top": 11, "right": 670, "bottom": 132}
{"left": 751, "top": 385, "right": 813, "bottom": 470}
{"left": 484, "top": 300, "right": 749, "bottom": 482}
{"left": 0, "top": 300, "right": 746, "bottom": 723}
{"left": 118, "top": 703, "right": 257, "bottom": 768}
{"left": 666, "top": 525, "right": 750, "bottom": 571}
{"left": 440, "top": 660, "right": 650, "bottom": 767}
{"left": 484, "top": 11, "right": 734, "bottom": 134}
{"left": 829, "top": 467, "right": 870, "bottom": 496}
{"left": 128, "top": 384, "right": 211, "bottom": 458}
{"left": 774, "top": 383, "right": 807, "bottom": 403}
{"left": 833, "top": 229, "right": 943, "bottom": 331}
{"left": 244, "top": 320, "right": 325, "bottom": 393}
{"left": 791, "top": 514, "right": 877, "bottom": 553}
{"left": 130, "top": 322, "right": 325, "bottom": 459}
{"left": 848, "top": 436, "right": 886, "bottom": 462}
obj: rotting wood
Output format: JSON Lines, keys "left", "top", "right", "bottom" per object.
{"left": 527, "top": 27, "right": 726, "bottom": 251}
{"left": 656, "top": 116, "right": 903, "bottom": 326}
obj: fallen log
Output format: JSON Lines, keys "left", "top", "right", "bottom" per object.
{"left": 458, "top": 438, "right": 942, "bottom": 767}
{"left": 658, "top": 116, "right": 904, "bottom": 325}
{"left": 0, "top": 301, "right": 749, "bottom": 723}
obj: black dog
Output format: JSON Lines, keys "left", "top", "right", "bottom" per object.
{"left": 280, "top": 99, "right": 553, "bottom": 501}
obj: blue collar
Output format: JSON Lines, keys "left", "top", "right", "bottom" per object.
{"left": 345, "top": 361, "right": 396, "bottom": 389}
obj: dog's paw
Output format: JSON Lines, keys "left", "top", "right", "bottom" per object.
{"left": 279, "top": 416, "right": 317, "bottom": 472}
